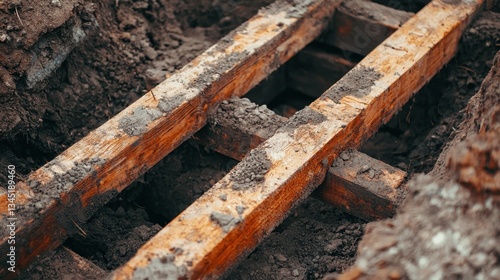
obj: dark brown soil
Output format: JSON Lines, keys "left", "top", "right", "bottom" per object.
{"left": 1, "top": 0, "right": 499, "bottom": 279}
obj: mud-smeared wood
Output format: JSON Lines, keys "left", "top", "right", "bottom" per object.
{"left": 0, "top": 0, "right": 342, "bottom": 277}
{"left": 111, "top": 1, "right": 483, "bottom": 279}
{"left": 196, "top": 97, "right": 406, "bottom": 221}
{"left": 315, "top": 150, "right": 407, "bottom": 221}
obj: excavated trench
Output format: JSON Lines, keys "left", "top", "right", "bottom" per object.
{"left": 0, "top": 0, "right": 498, "bottom": 279}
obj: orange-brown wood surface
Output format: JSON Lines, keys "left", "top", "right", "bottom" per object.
{"left": 0, "top": 1, "right": 342, "bottom": 278}
{"left": 110, "top": 1, "right": 484, "bottom": 279}
{"left": 314, "top": 150, "right": 406, "bottom": 221}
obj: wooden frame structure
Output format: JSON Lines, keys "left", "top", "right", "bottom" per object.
{"left": 109, "top": 1, "right": 483, "bottom": 279}
{"left": 0, "top": 0, "right": 484, "bottom": 278}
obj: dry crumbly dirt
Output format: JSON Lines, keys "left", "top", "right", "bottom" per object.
{"left": 0, "top": 0, "right": 498, "bottom": 279}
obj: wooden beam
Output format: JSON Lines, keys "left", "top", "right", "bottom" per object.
{"left": 319, "top": 0, "right": 414, "bottom": 56}
{"left": 317, "top": 150, "right": 406, "bottom": 220}
{"left": 195, "top": 97, "right": 406, "bottom": 221}
{"left": 110, "top": 1, "right": 483, "bottom": 279}
{"left": 248, "top": 1, "right": 414, "bottom": 101}
{"left": 0, "top": 1, "right": 343, "bottom": 277}
{"left": 287, "top": 45, "right": 356, "bottom": 98}
{"left": 195, "top": 97, "right": 287, "bottom": 161}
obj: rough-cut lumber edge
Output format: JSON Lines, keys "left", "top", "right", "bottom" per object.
{"left": 110, "top": 1, "right": 484, "bottom": 279}
{"left": 0, "top": 1, "right": 342, "bottom": 278}
{"left": 320, "top": 0, "right": 414, "bottom": 56}
{"left": 287, "top": 45, "right": 356, "bottom": 98}
{"left": 195, "top": 97, "right": 406, "bottom": 221}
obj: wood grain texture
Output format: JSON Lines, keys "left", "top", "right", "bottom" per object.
{"left": 315, "top": 150, "right": 406, "bottom": 221}
{"left": 111, "top": 1, "right": 484, "bottom": 279}
{"left": 0, "top": 0, "right": 342, "bottom": 278}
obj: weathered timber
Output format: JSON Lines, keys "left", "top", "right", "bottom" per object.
{"left": 110, "top": 1, "right": 484, "bottom": 279}
{"left": 195, "top": 97, "right": 287, "bottom": 161}
{"left": 0, "top": 0, "right": 343, "bottom": 277}
{"left": 196, "top": 97, "right": 406, "bottom": 221}
{"left": 287, "top": 45, "right": 356, "bottom": 98}
{"left": 320, "top": 0, "right": 414, "bottom": 56}
{"left": 316, "top": 150, "right": 406, "bottom": 221}
{"left": 249, "top": 0, "right": 414, "bottom": 100}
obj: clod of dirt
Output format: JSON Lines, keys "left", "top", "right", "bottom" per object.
{"left": 118, "top": 106, "right": 162, "bottom": 136}
{"left": 130, "top": 253, "right": 187, "bottom": 280}
{"left": 187, "top": 51, "right": 250, "bottom": 91}
{"left": 279, "top": 106, "right": 327, "bottom": 137}
{"left": 145, "top": 68, "right": 167, "bottom": 90}
{"left": 157, "top": 95, "right": 186, "bottom": 114}
{"left": 210, "top": 211, "right": 241, "bottom": 233}
{"left": 229, "top": 148, "right": 272, "bottom": 190}
{"left": 26, "top": 8, "right": 98, "bottom": 88}
{"left": 212, "top": 97, "right": 285, "bottom": 139}
{"left": 322, "top": 66, "right": 382, "bottom": 103}
{"left": 448, "top": 129, "right": 500, "bottom": 193}
{"left": 236, "top": 205, "right": 246, "bottom": 216}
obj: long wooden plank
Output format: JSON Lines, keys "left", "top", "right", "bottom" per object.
{"left": 0, "top": 1, "right": 343, "bottom": 277}
{"left": 110, "top": 1, "right": 483, "bottom": 279}
{"left": 320, "top": 0, "right": 414, "bottom": 56}
{"left": 195, "top": 97, "right": 406, "bottom": 221}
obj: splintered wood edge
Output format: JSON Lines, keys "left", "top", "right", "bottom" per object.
{"left": 195, "top": 97, "right": 406, "bottom": 221}
{"left": 0, "top": 0, "right": 343, "bottom": 277}
{"left": 111, "top": 1, "right": 483, "bottom": 279}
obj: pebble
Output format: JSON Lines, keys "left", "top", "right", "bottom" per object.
{"left": 275, "top": 254, "right": 287, "bottom": 262}
{"left": 368, "top": 168, "right": 376, "bottom": 179}
{"left": 118, "top": 246, "right": 127, "bottom": 257}
{"left": 340, "top": 152, "right": 350, "bottom": 161}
